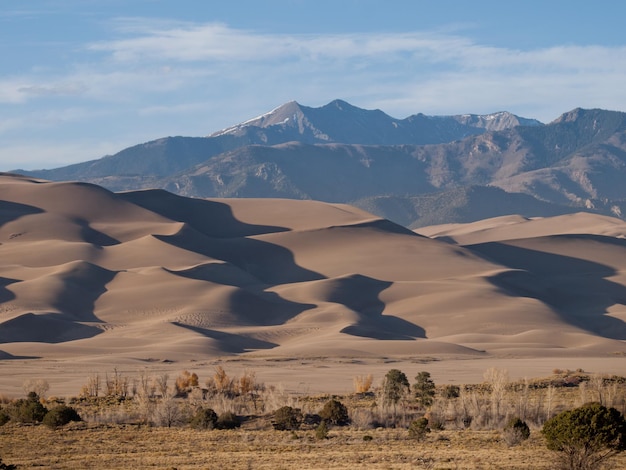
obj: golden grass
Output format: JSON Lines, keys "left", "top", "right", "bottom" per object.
{"left": 7, "top": 423, "right": 622, "bottom": 470}
{"left": 1, "top": 372, "right": 625, "bottom": 469}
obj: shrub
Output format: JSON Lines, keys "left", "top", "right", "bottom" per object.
{"left": 175, "top": 370, "right": 199, "bottom": 397}
{"left": 354, "top": 374, "right": 373, "bottom": 394}
{"left": 8, "top": 394, "right": 48, "bottom": 423}
{"left": 443, "top": 385, "right": 460, "bottom": 399}
{"left": 43, "top": 405, "right": 82, "bottom": 428}
{"left": 154, "top": 396, "right": 184, "bottom": 427}
{"left": 542, "top": 402, "right": 626, "bottom": 470}
{"left": 502, "top": 417, "right": 530, "bottom": 447}
{"left": 408, "top": 417, "right": 430, "bottom": 440}
{"left": 413, "top": 371, "right": 436, "bottom": 408}
{"left": 190, "top": 408, "right": 218, "bottom": 430}
{"left": 272, "top": 406, "right": 303, "bottom": 431}
{"left": 217, "top": 411, "right": 240, "bottom": 430}
{"left": 315, "top": 420, "right": 329, "bottom": 440}
{"left": 0, "top": 410, "right": 9, "bottom": 426}
{"left": 319, "top": 399, "right": 349, "bottom": 426}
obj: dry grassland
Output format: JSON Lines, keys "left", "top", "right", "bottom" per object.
{"left": 0, "top": 423, "right": 590, "bottom": 470}
{"left": 1, "top": 372, "right": 626, "bottom": 470}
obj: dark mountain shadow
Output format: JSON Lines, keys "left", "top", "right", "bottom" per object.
{"left": 171, "top": 322, "right": 278, "bottom": 353}
{"left": 467, "top": 236, "right": 626, "bottom": 340}
{"left": 0, "top": 200, "right": 44, "bottom": 226}
{"left": 118, "top": 189, "right": 290, "bottom": 238}
{"left": 322, "top": 274, "right": 425, "bottom": 340}
{"left": 0, "top": 276, "right": 18, "bottom": 304}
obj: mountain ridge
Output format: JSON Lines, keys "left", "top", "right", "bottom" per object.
{"left": 13, "top": 100, "right": 626, "bottom": 227}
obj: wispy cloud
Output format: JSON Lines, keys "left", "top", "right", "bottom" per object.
{"left": 18, "top": 82, "right": 87, "bottom": 97}
{"left": 2, "top": 18, "right": 626, "bottom": 170}
{"left": 81, "top": 20, "right": 626, "bottom": 117}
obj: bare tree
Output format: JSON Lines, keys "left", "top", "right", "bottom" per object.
{"left": 483, "top": 367, "right": 509, "bottom": 425}
{"left": 154, "top": 373, "right": 170, "bottom": 398}
{"left": 154, "top": 396, "right": 183, "bottom": 427}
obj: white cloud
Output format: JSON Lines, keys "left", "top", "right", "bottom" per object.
{"left": 3, "top": 18, "right": 626, "bottom": 169}
{"left": 17, "top": 82, "right": 87, "bottom": 97}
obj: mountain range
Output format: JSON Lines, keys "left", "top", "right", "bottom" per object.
{"left": 15, "top": 100, "right": 626, "bottom": 227}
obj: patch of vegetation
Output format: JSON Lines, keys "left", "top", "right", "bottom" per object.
{"left": 542, "top": 402, "right": 626, "bottom": 470}
{"left": 42, "top": 405, "right": 82, "bottom": 428}
{"left": 408, "top": 417, "right": 430, "bottom": 440}
{"left": 272, "top": 406, "right": 303, "bottom": 431}
{"left": 216, "top": 411, "right": 240, "bottom": 430}
{"left": 189, "top": 408, "right": 218, "bottom": 430}
{"left": 8, "top": 392, "right": 48, "bottom": 424}
{"left": 319, "top": 399, "right": 349, "bottom": 426}
{"left": 502, "top": 417, "right": 530, "bottom": 447}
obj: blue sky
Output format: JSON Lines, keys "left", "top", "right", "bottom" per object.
{"left": 2, "top": 0, "right": 626, "bottom": 170}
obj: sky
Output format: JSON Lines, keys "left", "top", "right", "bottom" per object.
{"left": 2, "top": 0, "right": 626, "bottom": 171}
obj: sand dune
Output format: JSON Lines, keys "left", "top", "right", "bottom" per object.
{"left": 0, "top": 173, "right": 625, "bottom": 396}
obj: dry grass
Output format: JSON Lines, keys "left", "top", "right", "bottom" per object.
{"left": 6, "top": 422, "right": 622, "bottom": 470}
{"left": 1, "top": 371, "right": 625, "bottom": 469}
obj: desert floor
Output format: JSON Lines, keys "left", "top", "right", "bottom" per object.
{"left": 2, "top": 355, "right": 625, "bottom": 399}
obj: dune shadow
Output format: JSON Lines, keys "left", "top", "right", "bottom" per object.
{"left": 329, "top": 275, "right": 426, "bottom": 340}
{"left": 119, "top": 189, "right": 290, "bottom": 238}
{"left": 155, "top": 220, "right": 324, "bottom": 285}
{"left": 467, "top": 236, "right": 626, "bottom": 340}
{"left": 0, "top": 263, "right": 118, "bottom": 344}
{"left": 0, "top": 200, "right": 44, "bottom": 226}
{"left": 0, "top": 276, "right": 18, "bottom": 304}
{"left": 165, "top": 265, "right": 318, "bottom": 326}
{"left": 51, "top": 263, "right": 117, "bottom": 322}
{"left": 0, "top": 312, "right": 104, "bottom": 343}
{"left": 0, "top": 349, "right": 40, "bottom": 360}
{"left": 74, "top": 217, "right": 120, "bottom": 246}
{"left": 122, "top": 190, "right": 324, "bottom": 284}
{"left": 171, "top": 322, "right": 279, "bottom": 353}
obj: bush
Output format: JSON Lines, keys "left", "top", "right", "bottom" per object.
{"left": 190, "top": 408, "right": 218, "bottom": 430}
{"left": 319, "top": 399, "right": 349, "bottom": 426}
{"left": 217, "top": 411, "right": 240, "bottom": 430}
{"left": 542, "top": 402, "right": 626, "bottom": 470}
{"left": 43, "top": 405, "right": 82, "bottom": 428}
{"left": 315, "top": 420, "right": 329, "bottom": 440}
{"left": 502, "top": 417, "right": 530, "bottom": 447}
{"left": 408, "top": 417, "right": 430, "bottom": 440}
{"left": 443, "top": 385, "right": 460, "bottom": 399}
{"left": 0, "top": 410, "right": 9, "bottom": 426}
{"left": 175, "top": 370, "right": 199, "bottom": 397}
{"left": 272, "top": 406, "right": 303, "bottom": 431}
{"left": 8, "top": 394, "right": 48, "bottom": 423}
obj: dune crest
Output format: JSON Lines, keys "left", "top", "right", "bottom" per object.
{"left": 0, "top": 174, "right": 625, "bottom": 367}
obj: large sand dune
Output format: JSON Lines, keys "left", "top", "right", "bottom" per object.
{"left": 0, "top": 173, "right": 625, "bottom": 395}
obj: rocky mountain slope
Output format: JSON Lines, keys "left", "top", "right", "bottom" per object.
{"left": 15, "top": 102, "right": 626, "bottom": 226}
